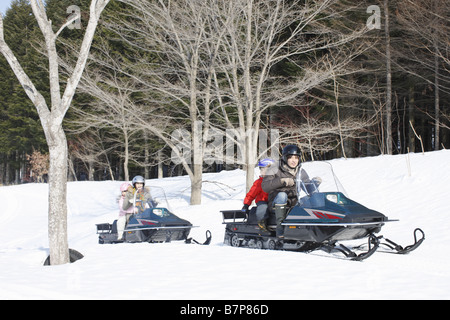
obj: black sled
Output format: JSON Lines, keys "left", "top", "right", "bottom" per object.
{"left": 222, "top": 162, "right": 424, "bottom": 261}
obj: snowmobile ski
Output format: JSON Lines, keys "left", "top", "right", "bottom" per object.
{"left": 320, "top": 234, "right": 380, "bottom": 261}
{"left": 185, "top": 230, "right": 212, "bottom": 245}
{"left": 372, "top": 228, "right": 425, "bottom": 255}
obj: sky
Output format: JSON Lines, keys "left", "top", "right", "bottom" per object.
{"left": 0, "top": 0, "right": 14, "bottom": 15}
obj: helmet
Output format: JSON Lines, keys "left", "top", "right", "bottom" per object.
{"left": 257, "top": 158, "right": 275, "bottom": 168}
{"left": 131, "top": 175, "right": 145, "bottom": 187}
{"left": 120, "top": 182, "right": 131, "bottom": 192}
{"left": 281, "top": 145, "right": 301, "bottom": 165}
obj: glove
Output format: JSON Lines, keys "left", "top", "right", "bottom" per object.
{"left": 241, "top": 204, "right": 249, "bottom": 213}
{"left": 280, "top": 177, "right": 295, "bottom": 187}
{"left": 149, "top": 200, "right": 158, "bottom": 208}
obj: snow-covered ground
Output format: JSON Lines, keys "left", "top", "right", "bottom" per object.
{"left": 1, "top": 150, "right": 449, "bottom": 300}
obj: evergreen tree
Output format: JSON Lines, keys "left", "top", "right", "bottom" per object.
{"left": 0, "top": 0, "right": 47, "bottom": 184}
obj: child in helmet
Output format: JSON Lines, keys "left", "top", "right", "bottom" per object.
{"left": 122, "top": 175, "right": 154, "bottom": 214}
{"left": 117, "top": 182, "right": 135, "bottom": 241}
{"left": 242, "top": 158, "right": 275, "bottom": 231}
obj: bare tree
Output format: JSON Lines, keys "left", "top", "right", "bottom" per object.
{"left": 274, "top": 104, "right": 376, "bottom": 160}
{"left": 0, "top": 0, "right": 110, "bottom": 265}
{"left": 396, "top": 0, "right": 450, "bottom": 150}
{"left": 207, "top": 0, "right": 368, "bottom": 190}
{"left": 66, "top": 44, "right": 144, "bottom": 182}
{"left": 109, "top": 0, "right": 226, "bottom": 204}
{"left": 68, "top": 129, "right": 116, "bottom": 181}
{"left": 102, "top": 0, "right": 368, "bottom": 199}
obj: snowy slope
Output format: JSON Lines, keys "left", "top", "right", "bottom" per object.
{"left": 1, "top": 150, "right": 449, "bottom": 300}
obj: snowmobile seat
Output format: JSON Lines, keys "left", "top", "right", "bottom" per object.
{"left": 246, "top": 207, "right": 257, "bottom": 224}
{"left": 247, "top": 207, "right": 276, "bottom": 225}
{"left": 111, "top": 220, "right": 118, "bottom": 234}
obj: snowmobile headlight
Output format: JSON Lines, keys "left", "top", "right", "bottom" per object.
{"left": 326, "top": 194, "right": 338, "bottom": 203}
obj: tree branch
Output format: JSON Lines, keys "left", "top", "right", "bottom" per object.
{"left": 0, "top": 13, "right": 50, "bottom": 120}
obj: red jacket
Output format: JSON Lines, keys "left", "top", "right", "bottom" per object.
{"left": 244, "top": 176, "right": 268, "bottom": 205}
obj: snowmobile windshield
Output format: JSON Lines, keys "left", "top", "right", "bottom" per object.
{"left": 296, "top": 162, "right": 348, "bottom": 199}
{"left": 146, "top": 185, "right": 172, "bottom": 212}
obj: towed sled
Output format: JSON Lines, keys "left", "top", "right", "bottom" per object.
{"left": 222, "top": 163, "right": 424, "bottom": 261}
{"left": 97, "top": 186, "right": 211, "bottom": 245}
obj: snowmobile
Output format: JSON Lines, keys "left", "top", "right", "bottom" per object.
{"left": 97, "top": 186, "right": 211, "bottom": 245}
{"left": 222, "top": 162, "right": 424, "bottom": 261}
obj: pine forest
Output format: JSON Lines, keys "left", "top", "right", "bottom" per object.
{"left": 1, "top": 0, "right": 449, "bottom": 185}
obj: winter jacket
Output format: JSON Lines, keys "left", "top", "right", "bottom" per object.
{"left": 244, "top": 176, "right": 268, "bottom": 206}
{"left": 119, "top": 196, "right": 135, "bottom": 216}
{"left": 261, "top": 161, "right": 310, "bottom": 209}
{"left": 123, "top": 187, "right": 153, "bottom": 214}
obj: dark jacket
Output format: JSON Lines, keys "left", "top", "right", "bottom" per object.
{"left": 261, "top": 161, "right": 299, "bottom": 209}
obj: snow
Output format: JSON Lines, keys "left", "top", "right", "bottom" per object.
{"left": 1, "top": 150, "right": 450, "bottom": 300}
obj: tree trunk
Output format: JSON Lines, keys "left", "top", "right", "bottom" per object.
{"left": 191, "top": 120, "right": 202, "bottom": 205}
{"left": 47, "top": 124, "right": 69, "bottom": 265}
{"left": 245, "top": 129, "right": 258, "bottom": 193}
{"left": 157, "top": 149, "right": 163, "bottom": 179}
{"left": 408, "top": 83, "right": 416, "bottom": 153}
{"left": 123, "top": 131, "right": 129, "bottom": 181}
{"left": 434, "top": 39, "right": 440, "bottom": 150}
{"left": 384, "top": 0, "right": 393, "bottom": 155}
{"left": 190, "top": 164, "right": 202, "bottom": 205}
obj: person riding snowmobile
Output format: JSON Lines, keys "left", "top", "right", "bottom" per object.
{"left": 261, "top": 145, "right": 311, "bottom": 238}
{"left": 122, "top": 175, "right": 154, "bottom": 214}
{"left": 117, "top": 182, "right": 135, "bottom": 241}
{"left": 241, "top": 158, "right": 275, "bottom": 231}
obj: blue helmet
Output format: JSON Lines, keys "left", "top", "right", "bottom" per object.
{"left": 257, "top": 158, "right": 275, "bottom": 168}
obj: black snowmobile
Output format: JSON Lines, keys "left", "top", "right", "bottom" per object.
{"left": 222, "top": 162, "right": 424, "bottom": 261}
{"left": 97, "top": 186, "right": 211, "bottom": 245}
